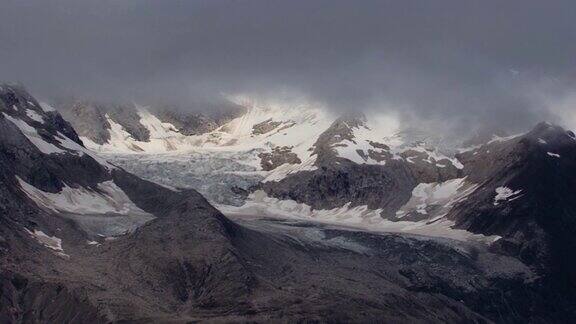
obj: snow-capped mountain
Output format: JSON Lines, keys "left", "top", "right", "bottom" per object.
{"left": 0, "top": 84, "right": 258, "bottom": 321}
{"left": 49, "top": 92, "right": 576, "bottom": 274}
{"left": 49, "top": 95, "right": 576, "bottom": 255}
{"left": 51, "top": 96, "right": 468, "bottom": 202}
{"left": 2, "top": 84, "right": 576, "bottom": 322}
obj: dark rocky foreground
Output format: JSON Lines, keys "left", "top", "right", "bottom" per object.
{"left": 1, "top": 84, "right": 576, "bottom": 323}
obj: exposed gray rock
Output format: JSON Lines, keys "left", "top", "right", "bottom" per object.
{"left": 258, "top": 146, "right": 302, "bottom": 171}
{"left": 55, "top": 100, "right": 111, "bottom": 145}
{"left": 155, "top": 109, "right": 218, "bottom": 135}
{"left": 107, "top": 105, "right": 150, "bottom": 142}
{"left": 449, "top": 123, "right": 576, "bottom": 278}
{"left": 155, "top": 100, "right": 245, "bottom": 136}
{"left": 312, "top": 114, "right": 366, "bottom": 164}
{"left": 399, "top": 148, "right": 461, "bottom": 183}
{"left": 56, "top": 100, "right": 151, "bottom": 144}
{"left": 261, "top": 159, "right": 417, "bottom": 215}
{"left": 252, "top": 118, "right": 282, "bottom": 135}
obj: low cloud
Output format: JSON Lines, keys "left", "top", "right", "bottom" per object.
{"left": 1, "top": 0, "right": 575, "bottom": 134}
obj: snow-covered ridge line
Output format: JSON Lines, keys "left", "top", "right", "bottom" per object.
{"left": 83, "top": 102, "right": 333, "bottom": 157}
{"left": 329, "top": 115, "right": 465, "bottom": 169}
{"left": 2, "top": 111, "right": 116, "bottom": 169}
{"left": 3, "top": 112, "right": 65, "bottom": 154}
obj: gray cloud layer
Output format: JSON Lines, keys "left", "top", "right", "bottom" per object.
{"left": 1, "top": 0, "right": 576, "bottom": 133}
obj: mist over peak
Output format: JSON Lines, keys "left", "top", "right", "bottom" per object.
{"left": 1, "top": 0, "right": 575, "bottom": 136}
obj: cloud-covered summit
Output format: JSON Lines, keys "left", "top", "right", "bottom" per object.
{"left": 1, "top": 0, "right": 575, "bottom": 133}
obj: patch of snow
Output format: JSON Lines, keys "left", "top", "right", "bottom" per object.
{"left": 3, "top": 112, "right": 64, "bottom": 154}
{"left": 25, "top": 109, "right": 44, "bottom": 123}
{"left": 395, "top": 142, "right": 464, "bottom": 169}
{"left": 57, "top": 132, "right": 116, "bottom": 169}
{"left": 397, "top": 178, "right": 478, "bottom": 219}
{"left": 457, "top": 144, "right": 482, "bottom": 153}
{"left": 2, "top": 113, "right": 116, "bottom": 169}
{"left": 17, "top": 177, "right": 150, "bottom": 216}
{"left": 547, "top": 152, "right": 560, "bottom": 158}
{"left": 39, "top": 101, "right": 57, "bottom": 112}
{"left": 451, "top": 158, "right": 464, "bottom": 169}
{"left": 494, "top": 186, "right": 523, "bottom": 206}
{"left": 538, "top": 138, "right": 548, "bottom": 144}
{"left": 27, "top": 101, "right": 36, "bottom": 107}
{"left": 487, "top": 133, "right": 523, "bottom": 145}
{"left": 18, "top": 177, "right": 154, "bottom": 236}
{"left": 24, "top": 228, "right": 68, "bottom": 257}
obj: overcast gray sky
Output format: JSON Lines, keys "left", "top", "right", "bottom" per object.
{"left": 1, "top": 0, "right": 576, "bottom": 133}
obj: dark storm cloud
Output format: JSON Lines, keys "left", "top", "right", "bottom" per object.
{"left": 1, "top": 0, "right": 576, "bottom": 132}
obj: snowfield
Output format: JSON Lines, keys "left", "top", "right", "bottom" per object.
{"left": 25, "top": 228, "right": 69, "bottom": 258}
{"left": 220, "top": 189, "right": 500, "bottom": 244}
{"left": 494, "top": 186, "right": 523, "bottom": 206}
{"left": 18, "top": 177, "right": 154, "bottom": 236}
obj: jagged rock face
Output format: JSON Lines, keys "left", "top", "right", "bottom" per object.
{"left": 0, "top": 86, "right": 108, "bottom": 193}
{"left": 448, "top": 123, "right": 576, "bottom": 278}
{"left": 312, "top": 114, "right": 367, "bottom": 164}
{"left": 155, "top": 100, "right": 246, "bottom": 136}
{"left": 0, "top": 86, "right": 83, "bottom": 147}
{"left": 399, "top": 148, "right": 462, "bottom": 183}
{"left": 56, "top": 100, "right": 111, "bottom": 145}
{"left": 258, "top": 146, "right": 301, "bottom": 171}
{"left": 252, "top": 118, "right": 283, "bottom": 135}
{"left": 262, "top": 160, "right": 417, "bottom": 213}
{"left": 156, "top": 109, "right": 219, "bottom": 135}
{"left": 57, "top": 100, "right": 151, "bottom": 144}
{"left": 55, "top": 97, "right": 246, "bottom": 149}
{"left": 107, "top": 105, "right": 150, "bottom": 141}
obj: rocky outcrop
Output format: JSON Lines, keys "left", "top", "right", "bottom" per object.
{"left": 252, "top": 118, "right": 282, "bottom": 135}
{"left": 155, "top": 100, "right": 245, "bottom": 136}
{"left": 447, "top": 123, "right": 576, "bottom": 278}
{"left": 56, "top": 100, "right": 151, "bottom": 143}
{"left": 258, "top": 146, "right": 301, "bottom": 171}
{"left": 55, "top": 100, "right": 111, "bottom": 144}
{"left": 107, "top": 104, "right": 150, "bottom": 141}
{"left": 260, "top": 115, "right": 461, "bottom": 214}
